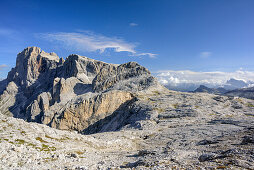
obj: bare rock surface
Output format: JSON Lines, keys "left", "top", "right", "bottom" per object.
{"left": 0, "top": 47, "right": 158, "bottom": 133}
{"left": 0, "top": 89, "right": 254, "bottom": 169}
{"left": 0, "top": 47, "right": 254, "bottom": 169}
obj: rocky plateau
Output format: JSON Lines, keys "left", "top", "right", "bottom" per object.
{"left": 0, "top": 47, "right": 253, "bottom": 169}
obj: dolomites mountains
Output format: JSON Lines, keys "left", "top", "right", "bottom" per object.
{"left": 0, "top": 47, "right": 158, "bottom": 134}
{"left": 0, "top": 47, "right": 254, "bottom": 169}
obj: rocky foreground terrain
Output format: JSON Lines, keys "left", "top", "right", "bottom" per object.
{"left": 0, "top": 47, "right": 254, "bottom": 169}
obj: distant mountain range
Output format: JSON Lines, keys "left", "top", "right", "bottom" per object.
{"left": 193, "top": 85, "right": 228, "bottom": 94}
{"left": 192, "top": 84, "right": 254, "bottom": 100}
{"left": 165, "top": 78, "right": 254, "bottom": 92}
{"left": 163, "top": 78, "right": 254, "bottom": 100}
{"left": 225, "top": 87, "right": 254, "bottom": 100}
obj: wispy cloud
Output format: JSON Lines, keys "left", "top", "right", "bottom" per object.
{"left": 133, "top": 53, "right": 157, "bottom": 58}
{"left": 200, "top": 51, "right": 212, "bottom": 58}
{"left": 37, "top": 32, "right": 136, "bottom": 53}
{"left": 154, "top": 70, "right": 254, "bottom": 86}
{"left": 129, "top": 23, "right": 138, "bottom": 27}
{"left": 0, "top": 64, "right": 8, "bottom": 71}
{"left": 36, "top": 31, "right": 156, "bottom": 58}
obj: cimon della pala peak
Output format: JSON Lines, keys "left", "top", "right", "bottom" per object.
{"left": 0, "top": 47, "right": 253, "bottom": 169}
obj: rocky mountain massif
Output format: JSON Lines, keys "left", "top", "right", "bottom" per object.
{"left": 0, "top": 47, "right": 158, "bottom": 134}
{"left": 0, "top": 47, "right": 254, "bottom": 169}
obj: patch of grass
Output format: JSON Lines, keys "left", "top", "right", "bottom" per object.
{"left": 246, "top": 103, "right": 254, "bottom": 107}
{"left": 27, "top": 143, "right": 36, "bottom": 147}
{"left": 216, "top": 166, "right": 227, "bottom": 169}
{"left": 20, "top": 131, "right": 26, "bottom": 135}
{"left": 43, "top": 157, "right": 57, "bottom": 162}
{"left": 245, "top": 113, "right": 254, "bottom": 117}
{"left": 15, "top": 139, "right": 25, "bottom": 145}
{"left": 45, "top": 135, "right": 55, "bottom": 140}
{"left": 40, "top": 144, "right": 56, "bottom": 152}
{"left": 75, "top": 150, "right": 85, "bottom": 155}
{"left": 36, "top": 137, "right": 48, "bottom": 143}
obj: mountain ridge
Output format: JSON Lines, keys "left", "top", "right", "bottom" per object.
{"left": 0, "top": 47, "right": 160, "bottom": 133}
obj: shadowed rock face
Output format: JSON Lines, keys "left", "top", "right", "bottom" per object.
{"left": 225, "top": 87, "right": 254, "bottom": 100}
{"left": 0, "top": 47, "right": 158, "bottom": 133}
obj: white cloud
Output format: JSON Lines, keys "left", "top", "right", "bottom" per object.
{"left": 154, "top": 70, "right": 254, "bottom": 87}
{"left": 132, "top": 52, "right": 157, "bottom": 58}
{"left": 129, "top": 23, "right": 138, "bottom": 27}
{"left": 200, "top": 51, "right": 212, "bottom": 58}
{"left": 37, "top": 32, "right": 136, "bottom": 53}
{"left": 0, "top": 64, "right": 8, "bottom": 71}
{"left": 36, "top": 31, "right": 156, "bottom": 58}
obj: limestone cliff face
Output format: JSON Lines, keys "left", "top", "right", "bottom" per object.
{"left": 0, "top": 47, "right": 158, "bottom": 133}
{"left": 48, "top": 91, "right": 134, "bottom": 132}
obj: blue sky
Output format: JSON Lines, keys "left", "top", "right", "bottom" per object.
{"left": 0, "top": 0, "right": 254, "bottom": 83}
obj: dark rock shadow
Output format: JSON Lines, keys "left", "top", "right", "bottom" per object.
{"left": 82, "top": 97, "right": 138, "bottom": 135}
{"left": 73, "top": 83, "right": 92, "bottom": 95}
{"left": 7, "top": 57, "right": 58, "bottom": 121}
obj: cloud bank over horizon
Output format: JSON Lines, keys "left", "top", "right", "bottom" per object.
{"left": 155, "top": 70, "right": 254, "bottom": 88}
{"left": 36, "top": 31, "right": 157, "bottom": 58}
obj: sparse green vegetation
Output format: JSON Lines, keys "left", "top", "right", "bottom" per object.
{"left": 36, "top": 137, "right": 48, "bottom": 143}
{"left": 247, "top": 103, "right": 254, "bottom": 107}
{"left": 45, "top": 135, "right": 55, "bottom": 140}
{"left": 75, "top": 150, "right": 85, "bottom": 155}
{"left": 40, "top": 144, "right": 56, "bottom": 152}
{"left": 15, "top": 139, "right": 25, "bottom": 145}
{"left": 27, "top": 143, "right": 36, "bottom": 147}
{"left": 43, "top": 157, "right": 58, "bottom": 162}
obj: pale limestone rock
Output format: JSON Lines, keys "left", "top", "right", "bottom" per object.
{"left": 0, "top": 47, "right": 157, "bottom": 134}
{"left": 50, "top": 90, "right": 133, "bottom": 132}
{"left": 28, "top": 100, "right": 41, "bottom": 121}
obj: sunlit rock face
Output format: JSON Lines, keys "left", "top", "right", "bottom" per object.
{"left": 0, "top": 47, "right": 158, "bottom": 133}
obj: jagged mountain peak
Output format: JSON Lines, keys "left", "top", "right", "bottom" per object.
{"left": 7, "top": 47, "right": 59, "bottom": 88}
{"left": 17, "top": 46, "right": 59, "bottom": 62}
{"left": 0, "top": 47, "right": 159, "bottom": 133}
